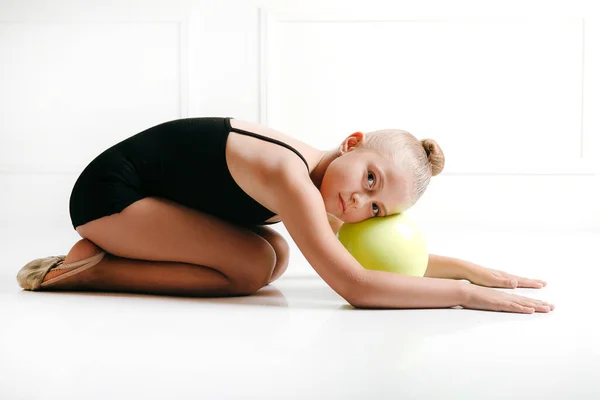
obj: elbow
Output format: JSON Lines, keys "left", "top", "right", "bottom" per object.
{"left": 346, "top": 294, "right": 373, "bottom": 309}
{"left": 346, "top": 293, "right": 372, "bottom": 309}
{"left": 346, "top": 297, "right": 368, "bottom": 309}
{"left": 340, "top": 271, "right": 371, "bottom": 308}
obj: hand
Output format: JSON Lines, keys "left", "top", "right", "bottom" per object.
{"left": 466, "top": 263, "right": 547, "bottom": 289}
{"left": 460, "top": 284, "right": 555, "bottom": 314}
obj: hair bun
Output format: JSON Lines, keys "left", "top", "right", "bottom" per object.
{"left": 421, "top": 139, "right": 445, "bottom": 176}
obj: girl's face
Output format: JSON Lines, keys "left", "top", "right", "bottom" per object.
{"left": 320, "top": 133, "right": 413, "bottom": 223}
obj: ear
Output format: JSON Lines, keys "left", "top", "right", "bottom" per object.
{"left": 340, "top": 131, "right": 365, "bottom": 153}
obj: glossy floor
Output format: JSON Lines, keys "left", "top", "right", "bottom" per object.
{"left": 1, "top": 227, "right": 598, "bottom": 400}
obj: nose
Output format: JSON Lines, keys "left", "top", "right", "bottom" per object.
{"left": 350, "top": 192, "right": 369, "bottom": 209}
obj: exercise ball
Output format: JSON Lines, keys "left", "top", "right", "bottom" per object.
{"left": 337, "top": 213, "right": 429, "bottom": 277}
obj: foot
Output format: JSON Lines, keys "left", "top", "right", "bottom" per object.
{"left": 42, "top": 239, "right": 104, "bottom": 289}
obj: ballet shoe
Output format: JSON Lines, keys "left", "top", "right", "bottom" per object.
{"left": 17, "top": 251, "right": 105, "bottom": 290}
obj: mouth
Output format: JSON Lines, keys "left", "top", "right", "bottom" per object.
{"left": 338, "top": 193, "right": 346, "bottom": 213}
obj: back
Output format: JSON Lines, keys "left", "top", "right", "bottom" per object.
{"left": 116, "top": 117, "right": 279, "bottom": 226}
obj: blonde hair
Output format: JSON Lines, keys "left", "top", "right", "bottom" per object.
{"left": 360, "top": 129, "right": 445, "bottom": 208}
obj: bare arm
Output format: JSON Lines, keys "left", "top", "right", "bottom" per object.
{"left": 273, "top": 167, "right": 468, "bottom": 309}
{"left": 424, "top": 254, "right": 472, "bottom": 280}
{"left": 351, "top": 270, "right": 468, "bottom": 309}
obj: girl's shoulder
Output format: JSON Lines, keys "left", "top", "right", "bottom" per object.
{"left": 225, "top": 118, "right": 321, "bottom": 218}
{"left": 228, "top": 119, "right": 315, "bottom": 163}
{"left": 226, "top": 118, "right": 322, "bottom": 176}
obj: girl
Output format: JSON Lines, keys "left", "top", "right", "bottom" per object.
{"left": 17, "top": 117, "right": 554, "bottom": 314}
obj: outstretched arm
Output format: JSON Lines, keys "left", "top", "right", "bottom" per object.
{"left": 425, "top": 254, "right": 548, "bottom": 289}
{"left": 424, "top": 254, "right": 472, "bottom": 280}
{"left": 272, "top": 165, "right": 468, "bottom": 309}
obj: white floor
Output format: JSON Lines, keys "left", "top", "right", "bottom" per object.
{"left": 1, "top": 221, "right": 599, "bottom": 399}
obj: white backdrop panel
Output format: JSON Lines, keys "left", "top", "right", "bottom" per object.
{"left": 265, "top": 17, "right": 587, "bottom": 175}
{"left": 0, "top": 21, "right": 182, "bottom": 173}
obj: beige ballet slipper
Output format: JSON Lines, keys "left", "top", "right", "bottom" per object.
{"left": 17, "top": 251, "right": 105, "bottom": 290}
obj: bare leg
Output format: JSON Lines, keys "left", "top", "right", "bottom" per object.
{"left": 44, "top": 239, "right": 243, "bottom": 297}
{"left": 251, "top": 226, "right": 290, "bottom": 285}
{"left": 42, "top": 196, "right": 290, "bottom": 297}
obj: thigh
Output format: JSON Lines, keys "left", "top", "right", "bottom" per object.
{"left": 75, "top": 196, "right": 277, "bottom": 289}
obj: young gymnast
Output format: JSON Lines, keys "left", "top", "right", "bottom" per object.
{"left": 17, "top": 117, "right": 554, "bottom": 314}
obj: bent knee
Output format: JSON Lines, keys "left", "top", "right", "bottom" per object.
{"left": 229, "top": 236, "right": 276, "bottom": 294}
{"left": 270, "top": 233, "right": 290, "bottom": 260}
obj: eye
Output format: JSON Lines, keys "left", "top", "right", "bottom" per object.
{"left": 372, "top": 203, "right": 380, "bottom": 216}
{"left": 367, "top": 171, "right": 376, "bottom": 187}
{"left": 367, "top": 171, "right": 379, "bottom": 216}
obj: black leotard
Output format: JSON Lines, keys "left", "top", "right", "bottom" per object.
{"left": 69, "top": 117, "right": 309, "bottom": 229}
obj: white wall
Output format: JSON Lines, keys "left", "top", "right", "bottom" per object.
{"left": 1, "top": 0, "right": 599, "bottom": 274}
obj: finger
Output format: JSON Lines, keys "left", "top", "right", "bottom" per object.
{"left": 514, "top": 276, "right": 547, "bottom": 288}
{"left": 506, "top": 303, "right": 535, "bottom": 314}
{"left": 516, "top": 279, "right": 546, "bottom": 288}
{"left": 487, "top": 278, "right": 515, "bottom": 289}
{"left": 521, "top": 301, "right": 552, "bottom": 312}
{"left": 516, "top": 296, "right": 555, "bottom": 311}
{"left": 529, "top": 300, "right": 555, "bottom": 311}
{"left": 504, "top": 278, "right": 518, "bottom": 288}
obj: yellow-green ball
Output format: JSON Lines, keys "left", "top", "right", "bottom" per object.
{"left": 338, "top": 213, "right": 429, "bottom": 277}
